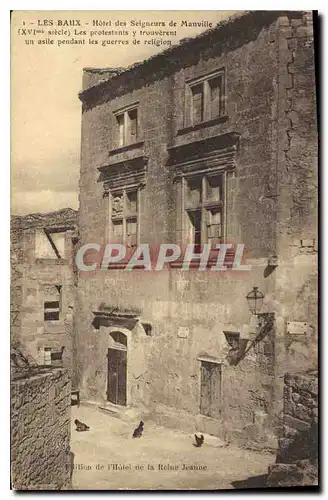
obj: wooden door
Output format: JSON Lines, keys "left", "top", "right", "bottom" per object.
{"left": 200, "top": 361, "right": 222, "bottom": 418}
{"left": 107, "top": 348, "right": 127, "bottom": 406}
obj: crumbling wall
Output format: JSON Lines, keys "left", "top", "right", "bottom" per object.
{"left": 275, "top": 12, "right": 317, "bottom": 246}
{"left": 10, "top": 209, "right": 78, "bottom": 375}
{"left": 274, "top": 11, "right": 318, "bottom": 367}
{"left": 267, "top": 11, "right": 318, "bottom": 424}
{"left": 11, "top": 367, "right": 72, "bottom": 490}
{"left": 267, "top": 370, "right": 318, "bottom": 487}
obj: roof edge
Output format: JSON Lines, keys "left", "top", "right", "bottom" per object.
{"left": 79, "top": 10, "right": 307, "bottom": 104}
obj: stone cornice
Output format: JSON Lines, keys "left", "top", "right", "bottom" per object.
{"left": 168, "top": 132, "right": 240, "bottom": 178}
{"left": 92, "top": 309, "right": 141, "bottom": 330}
{"left": 98, "top": 154, "right": 148, "bottom": 172}
{"left": 98, "top": 155, "right": 148, "bottom": 193}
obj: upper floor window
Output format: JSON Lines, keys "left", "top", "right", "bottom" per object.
{"left": 35, "top": 229, "right": 66, "bottom": 259}
{"left": 111, "top": 189, "right": 139, "bottom": 248}
{"left": 186, "top": 69, "right": 226, "bottom": 127}
{"left": 114, "top": 103, "right": 139, "bottom": 148}
{"left": 184, "top": 173, "right": 225, "bottom": 249}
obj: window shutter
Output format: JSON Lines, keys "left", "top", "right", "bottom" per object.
{"left": 126, "top": 219, "right": 137, "bottom": 248}
{"left": 205, "top": 176, "right": 221, "bottom": 202}
{"left": 126, "top": 190, "right": 137, "bottom": 214}
{"left": 209, "top": 76, "right": 223, "bottom": 119}
{"left": 186, "top": 177, "right": 202, "bottom": 208}
{"left": 129, "top": 109, "right": 138, "bottom": 142}
{"left": 117, "top": 114, "right": 125, "bottom": 147}
{"left": 113, "top": 220, "right": 123, "bottom": 244}
{"left": 191, "top": 84, "right": 204, "bottom": 125}
{"left": 128, "top": 233, "right": 137, "bottom": 248}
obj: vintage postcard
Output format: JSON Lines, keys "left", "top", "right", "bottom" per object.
{"left": 10, "top": 10, "right": 318, "bottom": 490}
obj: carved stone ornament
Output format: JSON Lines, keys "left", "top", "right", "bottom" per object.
{"left": 112, "top": 196, "right": 123, "bottom": 215}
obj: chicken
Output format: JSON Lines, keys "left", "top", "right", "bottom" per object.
{"left": 194, "top": 433, "right": 204, "bottom": 447}
{"left": 74, "top": 419, "right": 90, "bottom": 432}
{"left": 132, "top": 421, "right": 144, "bottom": 438}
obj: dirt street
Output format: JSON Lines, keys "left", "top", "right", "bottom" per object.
{"left": 70, "top": 405, "right": 275, "bottom": 490}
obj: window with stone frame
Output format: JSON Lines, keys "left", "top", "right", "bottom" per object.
{"left": 111, "top": 189, "right": 138, "bottom": 248}
{"left": 44, "top": 285, "right": 61, "bottom": 322}
{"left": 115, "top": 104, "right": 139, "bottom": 148}
{"left": 184, "top": 173, "right": 225, "bottom": 249}
{"left": 43, "top": 346, "right": 64, "bottom": 366}
{"left": 186, "top": 69, "right": 225, "bottom": 127}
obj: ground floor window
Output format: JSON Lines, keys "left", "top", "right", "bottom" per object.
{"left": 200, "top": 360, "right": 222, "bottom": 418}
{"left": 44, "top": 347, "right": 52, "bottom": 365}
{"left": 43, "top": 284, "right": 62, "bottom": 321}
{"left": 43, "top": 346, "right": 64, "bottom": 366}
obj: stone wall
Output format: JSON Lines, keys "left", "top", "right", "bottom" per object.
{"left": 283, "top": 371, "right": 318, "bottom": 435}
{"left": 11, "top": 367, "right": 73, "bottom": 490}
{"left": 267, "top": 370, "right": 318, "bottom": 487}
{"left": 11, "top": 208, "right": 78, "bottom": 376}
{"left": 268, "top": 11, "right": 318, "bottom": 423}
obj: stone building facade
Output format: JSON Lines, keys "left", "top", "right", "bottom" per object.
{"left": 11, "top": 208, "right": 78, "bottom": 375}
{"left": 75, "top": 11, "right": 317, "bottom": 446}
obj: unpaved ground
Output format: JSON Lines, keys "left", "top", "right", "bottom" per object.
{"left": 70, "top": 405, "right": 274, "bottom": 490}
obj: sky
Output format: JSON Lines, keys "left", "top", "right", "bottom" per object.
{"left": 11, "top": 10, "right": 236, "bottom": 215}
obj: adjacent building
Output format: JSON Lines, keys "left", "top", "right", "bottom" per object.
{"left": 11, "top": 208, "right": 78, "bottom": 375}
{"left": 75, "top": 10, "right": 317, "bottom": 447}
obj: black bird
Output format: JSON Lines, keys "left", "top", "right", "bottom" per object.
{"left": 132, "top": 421, "right": 144, "bottom": 438}
{"left": 74, "top": 419, "right": 90, "bottom": 432}
{"left": 194, "top": 434, "right": 204, "bottom": 447}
